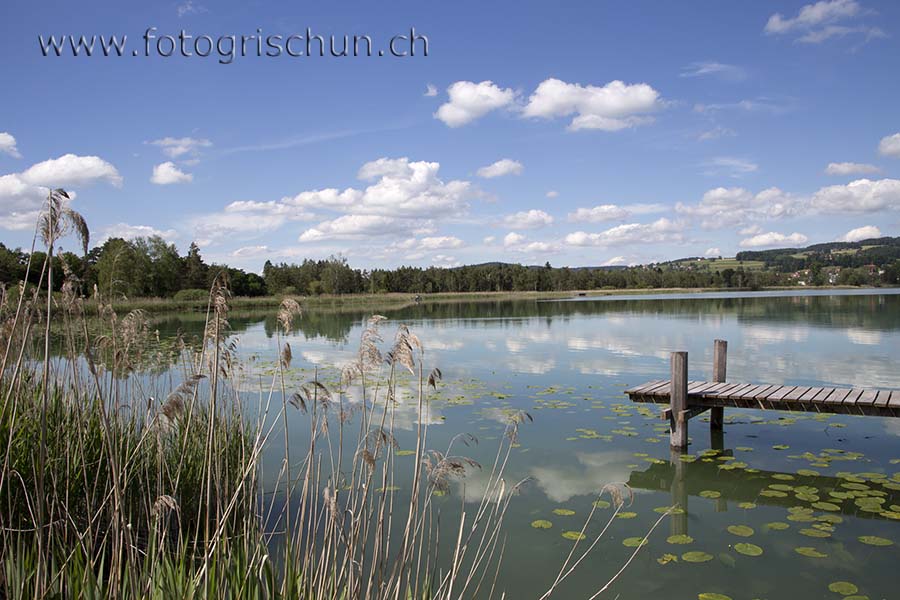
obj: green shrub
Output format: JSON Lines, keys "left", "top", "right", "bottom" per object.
{"left": 173, "top": 288, "right": 208, "bottom": 301}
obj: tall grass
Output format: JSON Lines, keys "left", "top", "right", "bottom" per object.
{"left": 0, "top": 194, "right": 661, "bottom": 598}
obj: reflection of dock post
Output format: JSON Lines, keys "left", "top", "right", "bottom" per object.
{"left": 710, "top": 340, "right": 727, "bottom": 443}
{"left": 670, "top": 447, "right": 688, "bottom": 535}
{"left": 669, "top": 352, "right": 689, "bottom": 450}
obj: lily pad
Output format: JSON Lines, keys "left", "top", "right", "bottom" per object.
{"left": 733, "top": 542, "right": 763, "bottom": 556}
{"left": 553, "top": 508, "right": 576, "bottom": 516}
{"left": 592, "top": 500, "right": 611, "bottom": 509}
{"left": 795, "top": 546, "right": 828, "bottom": 558}
{"left": 562, "top": 530, "right": 586, "bottom": 541}
{"left": 828, "top": 581, "right": 858, "bottom": 595}
{"left": 657, "top": 553, "right": 678, "bottom": 565}
{"left": 530, "top": 519, "right": 553, "bottom": 529}
{"left": 857, "top": 535, "right": 892, "bottom": 546}
{"left": 616, "top": 511, "right": 637, "bottom": 519}
{"left": 697, "top": 594, "right": 732, "bottom": 600}
{"left": 681, "top": 551, "right": 714, "bottom": 563}
{"left": 667, "top": 534, "right": 693, "bottom": 544}
{"left": 623, "top": 536, "right": 648, "bottom": 547}
{"left": 727, "top": 525, "right": 754, "bottom": 537}
{"left": 800, "top": 528, "right": 831, "bottom": 538}
{"left": 812, "top": 501, "right": 841, "bottom": 511}
{"left": 699, "top": 490, "right": 722, "bottom": 498}
{"left": 738, "top": 502, "right": 757, "bottom": 510}
{"left": 766, "top": 522, "right": 790, "bottom": 530}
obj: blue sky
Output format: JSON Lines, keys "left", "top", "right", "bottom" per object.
{"left": 2, "top": 0, "right": 899, "bottom": 270}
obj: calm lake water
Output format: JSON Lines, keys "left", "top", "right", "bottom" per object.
{"left": 155, "top": 289, "right": 900, "bottom": 599}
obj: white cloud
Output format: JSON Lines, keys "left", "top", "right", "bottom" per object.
{"left": 502, "top": 209, "right": 553, "bottom": 230}
{"left": 149, "top": 136, "right": 212, "bottom": 159}
{"left": 739, "top": 224, "right": 763, "bottom": 235}
{"left": 879, "top": 133, "right": 900, "bottom": 158}
{"left": 434, "top": 81, "right": 516, "bottom": 127}
{"left": 176, "top": 1, "right": 205, "bottom": 17}
{"left": 564, "top": 218, "right": 685, "bottom": 247}
{"left": 20, "top": 153, "right": 122, "bottom": 187}
{"left": 522, "top": 78, "right": 661, "bottom": 131}
{"left": 232, "top": 245, "right": 270, "bottom": 258}
{"left": 693, "top": 98, "right": 787, "bottom": 115}
{"left": 483, "top": 235, "right": 496, "bottom": 244}
{"left": 503, "top": 232, "right": 525, "bottom": 247}
{"left": 601, "top": 256, "right": 627, "bottom": 266}
{"left": 739, "top": 231, "right": 808, "bottom": 248}
{"left": 0, "top": 132, "right": 21, "bottom": 158}
{"left": 764, "top": 0, "right": 883, "bottom": 44}
{"left": 839, "top": 225, "right": 881, "bottom": 242}
{"left": 419, "top": 236, "right": 464, "bottom": 250}
{"left": 697, "top": 126, "right": 735, "bottom": 141}
{"left": 546, "top": 190, "right": 559, "bottom": 198}
{"left": 150, "top": 161, "right": 193, "bottom": 184}
{"left": 192, "top": 200, "right": 315, "bottom": 245}
{"left": 676, "top": 186, "right": 800, "bottom": 229}
{"left": 568, "top": 204, "right": 629, "bottom": 223}
{"left": 299, "top": 214, "right": 431, "bottom": 242}
{"left": 680, "top": 61, "right": 746, "bottom": 81}
{"left": 701, "top": 156, "right": 759, "bottom": 177}
{"left": 424, "top": 84, "right": 438, "bottom": 97}
{"left": 102, "top": 223, "right": 177, "bottom": 241}
{"left": 825, "top": 162, "right": 881, "bottom": 176}
{"left": 705, "top": 247, "right": 721, "bottom": 257}
{"left": 476, "top": 158, "right": 523, "bottom": 179}
{"left": 810, "top": 178, "right": 900, "bottom": 213}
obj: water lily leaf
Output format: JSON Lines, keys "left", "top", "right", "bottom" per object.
{"left": 828, "top": 581, "right": 858, "bottom": 595}
{"left": 857, "top": 535, "right": 892, "bottom": 546}
{"left": 681, "top": 551, "right": 714, "bottom": 563}
{"left": 623, "top": 536, "right": 648, "bottom": 547}
{"left": 812, "top": 501, "right": 841, "bottom": 511}
{"left": 697, "top": 594, "right": 732, "bottom": 600}
{"left": 562, "top": 530, "right": 586, "bottom": 541}
{"left": 616, "top": 511, "right": 638, "bottom": 519}
{"left": 667, "top": 534, "right": 693, "bottom": 544}
{"left": 738, "top": 502, "right": 757, "bottom": 510}
{"left": 699, "top": 490, "right": 721, "bottom": 498}
{"left": 799, "top": 528, "right": 831, "bottom": 538}
{"left": 760, "top": 490, "right": 788, "bottom": 498}
{"left": 772, "top": 473, "right": 795, "bottom": 480}
{"left": 794, "top": 546, "right": 828, "bottom": 558}
{"left": 657, "top": 553, "right": 678, "bottom": 565}
{"left": 733, "top": 543, "right": 763, "bottom": 556}
{"left": 592, "top": 500, "right": 611, "bottom": 509}
{"left": 396, "top": 450, "right": 416, "bottom": 457}
{"left": 531, "top": 519, "right": 552, "bottom": 529}
{"left": 766, "top": 522, "right": 790, "bottom": 530}
{"left": 727, "top": 525, "right": 754, "bottom": 537}
{"left": 552, "top": 508, "right": 575, "bottom": 516}
{"left": 772, "top": 444, "right": 790, "bottom": 450}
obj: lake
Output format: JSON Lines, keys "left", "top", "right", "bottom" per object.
{"left": 153, "top": 289, "right": 900, "bottom": 599}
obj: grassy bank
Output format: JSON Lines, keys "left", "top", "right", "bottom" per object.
{"left": 75, "top": 284, "right": 894, "bottom": 315}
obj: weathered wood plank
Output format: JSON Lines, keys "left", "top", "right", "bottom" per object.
{"left": 823, "top": 388, "right": 852, "bottom": 405}
{"left": 767, "top": 386, "right": 797, "bottom": 401}
{"left": 875, "top": 390, "right": 892, "bottom": 408}
{"left": 625, "top": 380, "right": 664, "bottom": 394}
{"left": 782, "top": 386, "right": 812, "bottom": 401}
{"left": 798, "top": 387, "right": 824, "bottom": 402}
{"left": 856, "top": 390, "right": 878, "bottom": 405}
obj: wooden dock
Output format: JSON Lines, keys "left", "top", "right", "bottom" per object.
{"left": 624, "top": 339, "right": 899, "bottom": 449}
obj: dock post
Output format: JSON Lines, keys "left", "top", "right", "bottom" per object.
{"left": 710, "top": 339, "right": 727, "bottom": 434}
{"left": 670, "top": 351, "right": 688, "bottom": 450}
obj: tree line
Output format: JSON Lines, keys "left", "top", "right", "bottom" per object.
{"left": 1, "top": 235, "right": 897, "bottom": 300}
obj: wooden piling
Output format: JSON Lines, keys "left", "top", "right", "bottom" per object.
{"left": 710, "top": 339, "right": 727, "bottom": 432}
{"left": 670, "top": 351, "right": 688, "bottom": 449}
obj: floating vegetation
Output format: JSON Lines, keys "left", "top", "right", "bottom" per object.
{"left": 726, "top": 525, "right": 754, "bottom": 537}
{"left": 827, "top": 581, "right": 859, "bottom": 595}
{"left": 799, "top": 528, "right": 831, "bottom": 538}
{"left": 699, "top": 490, "right": 721, "bottom": 499}
{"left": 681, "top": 551, "right": 714, "bottom": 563}
{"left": 654, "top": 506, "right": 684, "bottom": 515}
{"left": 592, "top": 500, "right": 611, "bottom": 509}
{"left": 623, "top": 537, "right": 648, "bottom": 547}
{"left": 697, "top": 594, "right": 732, "bottom": 600}
{"left": 616, "top": 512, "right": 638, "bottom": 519}
{"left": 812, "top": 501, "right": 841, "bottom": 511}
{"left": 666, "top": 534, "right": 693, "bottom": 545}
{"left": 531, "top": 520, "right": 553, "bottom": 529}
{"left": 794, "top": 546, "right": 828, "bottom": 558}
{"left": 395, "top": 450, "right": 416, "bottom": 457}
{"left": 562, "top": 531, "right": 586, "bottom": 541}
{"left": 552, "top": 508, "right": 575, "bottom": 516}
{"left": 738, "top": 502, "right": 757, "bottom": 510}
{"left": 857, "top": 535, "right": 893, "bottom": 546}
{"left": 766, "top": 522, "right": 790, "bottom": 530}
{"left": 733, "top": 543, "right": 763, "bottom": 557}
{"left": 657, "top": 553, "right": 678, "bottom": 565}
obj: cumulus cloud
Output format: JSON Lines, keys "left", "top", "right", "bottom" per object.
{"left": 546, "top": 190, "right": 559, "bottom": 198}
{"left": 698, "top": 126, "right": 736, "bottom": 141}
{"left": 676, "top": 186, "right": 800, "bottom": 229}
{"left": 705, "top": 247, "right": 722, "bottom": 257}
{"left": 764, "top": 0, "right": 883, "bottom": 44}
{"left": 601, "top": 256, "right": 627, "bottom": 266}
{"left": 192, "top": 200, "right": 315, "bottom": 245}
{"left": 502, "top": 209, "right": 553, "bottom": 230}
{"left": 434, "top": 81, "right": 516, "bottom": 127}
{"left": 231, "top": 245, "right": 271, "bottom": 258}
{"left": 419, "top": 236, "right": 464, "bottom": 250}
{"left": 739, "top": 231, "right": 808, "bottom": 248}
{"left": 503, "top": 232, "right": 525, "bottom": 247}
{"left": 148, "top": 136, "right": 212, "bottom": 159}
{"left": 424, "top": 84, "right": 438, "bottom": 97}
{"left": 150, "top": 161, "right": 193, "bottom": 184}
{"left": 879, "top": 133, "right": 900, "bottom": 158}
{"left": 102, "top": 223, "right": 177, "bottom": 241}
{"left": 839, "top": 225, "right": 881, "bottom": 242}
{"left": 299, "top": 214, "right": 432, "bottom": 242}
{"left": 522, "top": 78, "right": 661, "bottom": 131}
{"left": 476, "top": 158, "right": 523, "bottom": 178}
{"left": 825, "top": 162, "right": 880, "bottom": 176}
{"left": 0, "top": 132, "right": 21, "bottom": 158}
{"left": 568, "top": 204, "right": 629, "bottom": 223}
{"left": 20, "top": 154, "right": 122, "bottom": 187}
{"left": 1, "top": 153, "right": 121, "bottom": 231}
{"left": 564, "top": 218, "right": 684, "bottom": 247}
{"left": 680, "top": 61, "right": 746, "bottom": 81}
{"left": 810, "top": 178, "right": 900, "bottom": 213}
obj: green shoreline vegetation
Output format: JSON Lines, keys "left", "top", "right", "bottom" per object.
{"left": 0, "top": 193, "right": 662, "bottom": 597}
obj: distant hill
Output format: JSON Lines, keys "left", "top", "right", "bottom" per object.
{"left": 734, "top": 236, "right": 900, "bottom": 272}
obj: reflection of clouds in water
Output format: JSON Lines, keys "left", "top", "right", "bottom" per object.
{"left": 884, "top": 419, "right": 900, "bottom": 437}
{"left": 530, "top": 451, "right": 636, "bottom": 503}
{"left": 846, "top": 328, "right": 882, "bottom": 346}
{"left": 341, "top": 382, "right": 445, "bottom": 431}
{"left": 427, "top": 339, "right": 465, "bottom": 351}
{"left": 507, "top": 355, "right": 556, "bottom": 374}
{"left": 506, "top": 338, "right": 526, "bottom": 353}
{"left": 741, "top": 324, "right": 809, "bottom": 348}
